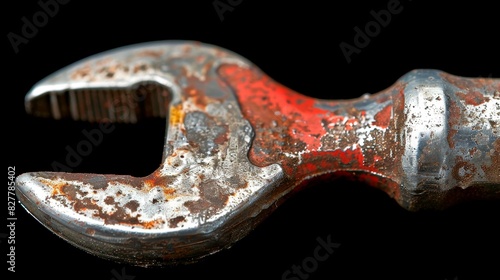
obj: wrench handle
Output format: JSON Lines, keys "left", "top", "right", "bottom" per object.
{"left": 219, "top": 65, "right": 499, "bottom": 211}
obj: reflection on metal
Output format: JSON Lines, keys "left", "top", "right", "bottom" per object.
{"left": 16, "top": 41, "right": 499, "bottom": 266}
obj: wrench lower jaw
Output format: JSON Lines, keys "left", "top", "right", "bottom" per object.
{"left": 16, "top": 201, "right": 283, "bottom": 267}
{"left": 16, "top": 184, "right": 226, "bottom": 266}
{"left": 15, "top": 170, "right": 286, "bottom": 267}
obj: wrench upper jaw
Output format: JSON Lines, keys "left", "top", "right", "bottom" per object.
{"left": 23, "top": 40, "right": 251, "bottom": 123}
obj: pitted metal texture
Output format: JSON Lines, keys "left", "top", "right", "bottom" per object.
{"left": 400, "top": 71, "right": 499, "bottom": 210}
{"left": 15, "top": 41, "right": 499, "bottom": 266}
{"left": 17, "top": 41, "right": 283, "bottom": 265}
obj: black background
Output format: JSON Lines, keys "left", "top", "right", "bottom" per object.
{"left": 4, "top": 1, "right": 499, "bottom": 280}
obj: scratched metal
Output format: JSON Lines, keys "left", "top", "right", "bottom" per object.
{"left": 16, "top": 41, "right": 499, "bottom": 267}
{"left": 220, "top": 65, "right": 499, "bottom": 211}
{"left": 399, "top": 71, "right": 499, "bottom": 210}
{"left": 16, "top": 41, "right": 284, "bottom": 266}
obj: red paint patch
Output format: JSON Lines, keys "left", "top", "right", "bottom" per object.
{"left": 217, "top": 63, "right": 404, "bottom": 198}
{"left": 217, "top": 64, "right": 329, "bottom": 154}
{"left": 296, "top": 148, "right": 371, "bottom": 178}
{"left": 372, "top": 104, "right": 392, "bottom": 129}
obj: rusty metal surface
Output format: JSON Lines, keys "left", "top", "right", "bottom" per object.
{"left": 17, "top": 41, "right": 284, "bottom": 266}
{"left": 220, "top": 64, "right": 500, "bottom": 211}
{"left": 400, "top": 72, "right": 499, "bottom": 210}
{"left": 15, "top": 41, "right": 499, "bottom": 267}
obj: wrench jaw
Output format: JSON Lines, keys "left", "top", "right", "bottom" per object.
{"left": 15, "top": 162, "right": 283, "bottom": 266}
{"left": 16, "top": 41, "right": 285, "bottom": 266}
{"left": 23, "top": 40, "right": 252, "bottom": 123}
{"left": 24, "top": 42, "right": 172, "bottom": 122}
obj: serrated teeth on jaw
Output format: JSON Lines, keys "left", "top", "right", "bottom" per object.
{"left": 27, "top": 83, "right": 171, "bottom": 123}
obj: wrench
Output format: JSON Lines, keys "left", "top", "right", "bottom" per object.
{"left": 15, "top": 41, "right": 499, "bottom": 267}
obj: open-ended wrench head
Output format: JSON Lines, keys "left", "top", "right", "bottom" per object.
{"left": 16, "top": 41, "right": 284, "bottom": 266}
{"left": 16, "top": 41, "right": 499, "bottom": 266}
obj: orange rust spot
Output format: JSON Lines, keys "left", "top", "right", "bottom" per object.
{"left": 372, "top": 104, "right": 392, "bottom": 129}
{"left": 169, "top": 103, "right": 184, "bottom": 125}
{"left": 163, "top": 188, "right": 176, "bottom": 200}
{"left": 143, "top": 173, "right": 176, "bottom": 199}
{"left": 71, "top": 64, "right": 91, "bottom": 79}
{"left": 187, "top": 87, "right": 197, "bottom": 96}
{"left": 137, "top": 49, "right": 164, "bottom": 58}
{"left": 140, "top": 219, "right": 164, "bottom": 229}
{"left": 39, "top": 178, "right": 68, "bottom": 196}
{"left": 143, "top": 171, "right": 167, "bottom": 188}
{"left": 186, "top": 86, "right": 207, "bottom": 109}
{"left": 143, "top": 179, "right": 155, "bottom": 187}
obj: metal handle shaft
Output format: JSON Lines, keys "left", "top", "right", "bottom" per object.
{"left": 220, "top": 66, "right": 499, "bottom": 210}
